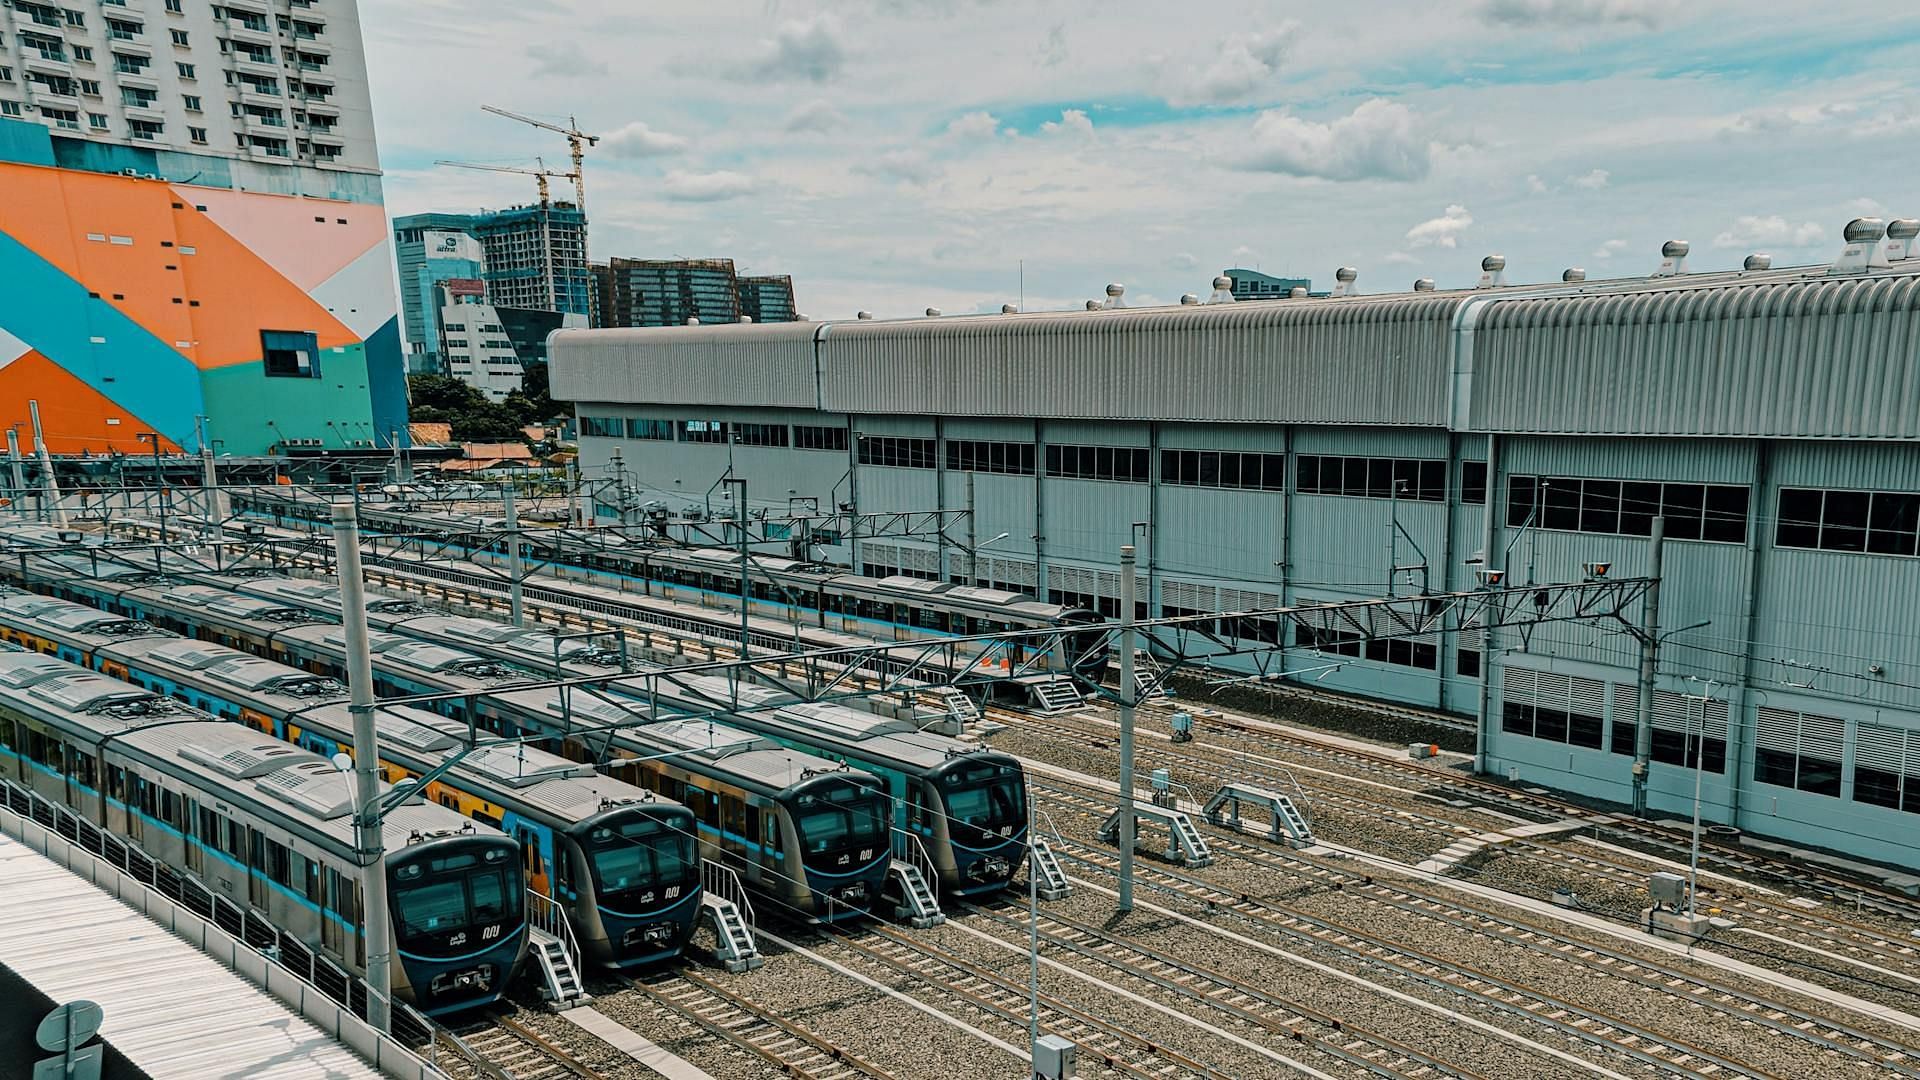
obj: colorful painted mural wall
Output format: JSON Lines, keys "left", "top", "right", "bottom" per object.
{"left": 0, "top": 123, "right": 406, "bottom": 458}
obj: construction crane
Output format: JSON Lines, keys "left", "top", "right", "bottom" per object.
{"left": 434, "top": 158, "right": 577, "bottom": 207}
{"left": 433, "top": 159, "right": 577, "bottom": 310}
{"left": 480, "top": 106, "right": 597, "bottom": 217}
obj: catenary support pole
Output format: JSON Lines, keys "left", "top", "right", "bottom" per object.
{"left": 4, "top": 428, "right": 22, "bottom": 509}
{"left": 1474, "top": 434, "right": 1499, "bottom": 775}
{"left": 1117, "top": 543, "right": 1137, "bottom": 913}
{"left": 332, "top": 502, "right": 392, "bottom": 1034}
{"left": 504, "top": 484, "right": 524, "bottom": 626}
{"left": 28, "top": 401, "right": 63, "bottom": 528}
{"left": 733, "top": 477, "right": 750, "bottom": 656}
{"left": 1632, "top": 516, "right": 1666, "bottom": 816}
{"left": 197, "top": 416, "right": 225, "bottom": 537}
{"left": 1027, "top": 796, "right": 1041, "bottom": 1058}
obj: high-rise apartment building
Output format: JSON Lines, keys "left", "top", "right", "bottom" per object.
{"left": 738, "top": 274, "right": 797, "bottom": 324}
{"left": 393, "top": 213, "right": 486, "bottom": 372}
{"left": 591, "top": 257, "right": 803, "bottom": 328}
{"left": 0, "top": 0, "right": 406, "bottom": 457}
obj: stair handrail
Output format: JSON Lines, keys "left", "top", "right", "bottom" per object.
{"left": 891, "top": 827, "right": 939, "bottom": 897}
{"left": 700, "top": 858, "right": 755, "bottom": 935}
{"left": 1276, "top": 767, "right": 1313, "bottom": 827}
{"left": 525, "top": 887, "right": 582, "bottom": 984}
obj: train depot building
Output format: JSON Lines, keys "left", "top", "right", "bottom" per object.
{"left": 553, "top": 235, "right": 1920, "bottom": 872}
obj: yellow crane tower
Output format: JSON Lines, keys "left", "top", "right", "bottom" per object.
{"left": 480, "top": 106, "right": 598, "bottom": 219}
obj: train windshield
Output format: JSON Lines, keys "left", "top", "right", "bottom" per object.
{"left": 585, "top": 816, "right": 697, "bottom": 904}
{"left": 793, "top": 783, "right": 889, "bottom": 858}
{"left": 389, "top": 845, "right": 522, "bottom": 955}
{"left": 940, "top": 760, "right": 1026, "bottom": 836}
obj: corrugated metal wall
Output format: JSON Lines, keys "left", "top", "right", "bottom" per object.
{"left": 1470, "top": 273, "right": 1920, "bottom": 438}
{"left": 550, "top": 323, "right": 819, "bottom": 408}
{"left": 815, "top": 297, "right": 1460, "bottom": 425}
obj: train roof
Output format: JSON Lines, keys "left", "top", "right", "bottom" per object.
{"left": 0, "top": 652, "right": 187, "bottom": 740}
{"left": 236, "top": 578, "right": 426, "bottom": 617}
{"left": 161, "top": 584, "right": 324, "bottom": 624}
{"left": 486, "top": 685, "right": 872, "bottom": 794}
{"left": 275, "top": 624, "right": 517, "bottom": 681}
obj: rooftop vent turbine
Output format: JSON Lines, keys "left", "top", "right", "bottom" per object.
{"left": 1000, "top": 303, "right": 1019, "bottom": 314}
{"left": 1413, "top": 278, "right": 1436, "bottom": 292}
{"left": 686, "top": 317, "right": 700, "bottom": 325}
{"left": 1476, "top": 255, "right": 1506, "bottom": 289}
{"left": 1884, "top": 218, "right": 1919, "bottom": 262}
{"left": 1205, "top": 274, "right": 1237, "bottom": 304}
{"left": 924, "top": 307, "right": 943, "bottom": 317}
{"left": 1833, "top": 218, "right": 1887, "bottom": 275}
{"left": 1288, "top": 285, "right": 1309, "bottom": 298}
{"left": 1104, "top": 283, "right": 1126, "bottom": 308}
{"left": 856, "top": 310, "right": 874, "bottom": 320}
{"left": 1084, "top": 299, "right": 1103, "bottom": 310}
{"left": 1562, "top": 268, "right": 1586, "bottom": 282}
{"left": 1743, "top": 253, "right": 1773, "bottom": 271}
{"left": 1330, "top": 267, "right": 1359, "bottom": 298}
{"left": 1653, "top": 240, "right": 1689, "bottom": 278}
{"left": 740, "top": 315, "right": 754, "bottom": 324}
{"left": 1179, "top": 293, "right": 1200, "bottom": 306}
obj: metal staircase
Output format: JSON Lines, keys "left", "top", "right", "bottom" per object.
{"left": 526, "top": 890, "right": 589, "bottom": 1009}
{"left": 1201, "top": 782, "right": 1317, "bottom": 848}
{"left": 1028, "top": 677, "right": 1085, "bottom": 713}
{"left": 928, "top": 686, "right": 980, "bottom": 727}
{"left": 700, "top": 861, "right": 764, "bottom": 973}
{"left": 1133, "top": 650, "right": 1172, "bottom": 700}
{"left": 890, "top": 832, "right": 946, "bottom": 928}
{"left": 1028, "top": 836, "right": 1072, "bottom": 901}
{"left": 1098, "top": 802, "right": 1213, "bottom": 867}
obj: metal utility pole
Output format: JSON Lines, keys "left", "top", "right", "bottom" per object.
{"left": 331, "top": 503, "right": 392, "bottom": 1034}
{"left": 28, "top": 401, "right": 64, "bottom": 528}
{"left": 196, "top": 416, "right": 225, "bottom": 536}
{"left": 1632, "top": 516, "right": 1666, "bottom": 815}
{"left": 391, "top": 429, "right": 413, "bottom": 484}
{"left": 725, "top": 475, "right": 749, "bottom": 656}
{"left": 1117, "top": 543, "right": 1138, "bottom": 913}
{"left": 1686, "top": 677, "right": 1719, "bottom": 915}
{"left": 4, "top": 426, "right": 23, "bottom": 508}
{"left": 1027, "top": 796, "right": 1041, "bottom": 1056}
{"left": 504, "top": 484, "right": 524, "bottom": 626}
{"left": 137, "top": 432, "right": 167, "bottom": 545}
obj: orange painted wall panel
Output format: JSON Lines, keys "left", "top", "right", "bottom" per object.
{"left": 0, "top": 350, "right": 180, "bottom": 455}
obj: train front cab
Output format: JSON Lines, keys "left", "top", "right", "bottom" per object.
{"left": 566, "top": 806, "right": 702, "bottom": 969}
{"left": 922, "top": 754, "right": 1027, "bottom": 896}
{"left": 779, "top": 772, "right": 892, "bottom": 922}
{"left": 386, "top": 833, "right": 528, "bottom": 1016}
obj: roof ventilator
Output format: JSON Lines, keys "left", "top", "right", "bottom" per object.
{"left": 1084, "top": 299, "right": 1103, "bottom": 310}
{"left": 1562, "top": 267, "right": 1586, "bottom": 282}
{"left": 1832, "top": 218, "right": 1887, "bottom": 275}
{"left": 1884, "top": 218, "right": 1919, "bottom": 262}
{"left": 685, "top": 317, "right": 700, "bottom": 325}
{"left": 1413, "top": 277, "right": 1436, "bottom": 292}
{"left": 1000, "top": 303, "right": 1019, "bottom": 314}
{"left": 1652, "top": 240, "right": 1689, "bottom": 278}
{"left": 1288, "top": 285, "right": 1308, "bottom": 298}
{"left": 1476, "top": 255, "right": 1505, "bottom": 289}
{"left": 924, "top": 307, "right": 942, "bottom": 317}
{"left": 1330, "top": 266, "right": 1359, "bottom": 297}
{"left": 1743, "top": 253, "right": 1773, "bottom": 271}
{"left": 856, "top": 310, "right": 874, "bottom": 320}
{"left": 1204, "top": 274, "right": 1237, "bottom": 304}
{"left": 739, "top": 315, "right": 754, "bottom": 324}
{"left": 1103, "top": 283, "right": 1126, "bottom": 308}
{"left": 1179, "top": 293, "right": 1200, "bottom": 305}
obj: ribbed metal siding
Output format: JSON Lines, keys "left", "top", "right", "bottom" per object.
{"left": 1470, "top": 274, "right": 1920, "bottom": 438}
{"left": 549, "top": 324, "right": 820, "bottom": 408}
{"left": 816, "top": 297, "right": 1462, "bottom": 425}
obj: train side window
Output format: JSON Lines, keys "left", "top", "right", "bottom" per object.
{"left": 267, "top": 840, "right": 291, "bottom": 886}
{"left": 556, "top": 844, "right": 575, "bottom": 892}
{"left": 301, "top": 854, "right": 325, "bottom": 904}
{"left": 160, "top": 789, "right": 178, "bottom": 829}
{"left": 108, "top": 766, "right": 126, "bottom": 801}
{"left": 0, "top": 719, "right": 11, "bottom": 752}
{"left": 138, "top": 777, "right": 158, "bottom": 818}
{"left": 745, "top": 806, "right": 761, "bottom": 849}
{"left": 722, "top": 793, "right": 746, "bottom": 842}
{"left": 72, "top": 751, "right": 97, "bottom": 791}
{"left": 221, "top": 817, "right": 246, "bottom": 861}
{"left": 200, "top": 806, "right": 220, "bottom": 844}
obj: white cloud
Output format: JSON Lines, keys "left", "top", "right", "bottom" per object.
{"left": 1040, "top": 109, "right": 1094, "bottom": 138}
{"left": 1568, "top": 168, "right": 1609, "bottom": 189}
{"left": 1237, "top": 99, "right": 1432, "bottom": 181}
{"left": 1593, "top": 238, "right": 1629, "bottom": 260}
{"left": 1525, "top": 174, "right": 1549, "bottom": 194}
{"left": 1478, "top": 0, "right": 1661, "bottom": 29}
{"left": 783, "top": 99, "right": 846, "bottom": 133}
{"left": 733, "top": 14, "right": 847, "bottom": 83}
{"left": 1383, "top": 251, "right": 1420, "bottom": 264}
{"left": 864, "top": 149, "right": 938, "bottom": 185}
{"left": 945, "top": 111, "right": 1002, "bottom": 140}
{"left": 660, "top": 170, "right": 757, "bottom": 202}
{"left": 1170, "top": 25, "right": 1298, "bottom": 107}
{"left": 526, "top": 41, "right": 607, "bottom": 78}
{"left": 1170, "top": 252, "right": 1199, "bottom": 270}
{"left": 1405, "top": 204, "right": 1473, "bottom": 248}
{"left": 1712, "top": 215, "right": 1826, "bottom": 250}
{"left": 1038, "top": 23, "right": 1068, "bottom": 68}
{"left": 601, "top": 121, "right": 690, "bottom": 159}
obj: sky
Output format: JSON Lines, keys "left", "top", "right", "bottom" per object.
{"left": 361, "top": 0, "right": 1920, "bottom": 318}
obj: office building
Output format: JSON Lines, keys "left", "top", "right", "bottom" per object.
{"left": 0, "top": 0, "right": 406, "bottom": 456}
{"left": 393, "top": 213, "right": 486, "bottom": 373}
{"left": 738, "top": 274, "right": 797, "bottom": 323}
{"left": 591, "top": 258, "right": 805, "bottom": 329}
{"left": 437, "top": 294, "right": 583, "bottom": 401}
{"left": 394, "top": 204, "right": 590, "bottom": 368}
{"left": 554, "top": 231, "right": 1920, "bottom": 870}
{"left": 1225, "top": 267, "right": 1314, "bottom": 300}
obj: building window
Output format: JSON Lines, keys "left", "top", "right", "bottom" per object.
{"left": 1853, "top": 722, "right": 1920, "bottom": 815}
{"left": 578, "top": 416, "right": 622, "bottom": 438}
{"left": 793, "top": 425, "right": 849, "bottom": 452}
{"left": 261, "top": 329, "right": 318, "bottom": 378}
{"left": 127, "top": 118, "right": 163, "bottom": 141}
{"left": 87, "top": 112, "right": 108, "bottom": 129}
{"left": 0, "top": 68, "right": 12, "bottom": 83}
{"left": 1776, "top": 487, "right": 1920, "bottom": 557}
{"left": 1295, "top": 622, "right": 1439, "bottom": 671}
{"left": 169, "top": 28, "right": 189, "bottom": 45}
{"left": 43, "top": 107, "right": 80, "bottom": 130}
{"left": 1296, "top": 454, "right": 1446, "bottom": 501}
{"left": 182, "top": 94, "right": 201, "bottom": 111}
{"left": 78, "top": 79, "right": 101, "bottom": 96}
{"left": 166, "top": 0, "right": 183, "bottom": 12}
{"left": 1500, "top": 669, "right": 1609, "bottom": 750}
{"left": 0, "top": 102, "right": 19, "bottom": 118}
{"left": 1754, "top": 706, "right": 1844, "bottom": 797}
{"left": 681, "top": 420, "right": 731, "bottom": 445}
{"left": 187, "top": 126, "right": 206, "bottom": 144}
{"left": 113, "top": 53, "right": 150, "bottom": 74}
{"left": 72, "top": 45, "right": 93, "bottom": 62}
{"left": 63, "top": 8, "right": 85, "bottom": 26}
{"left": 106, "top": 18, "right": 141, "bottom": 40}
{"left": 857, "top": 435, "right": 936, "bottom": 469}
{"left": 733, "top": 422, "right": 788, "bottom": 447}
{"left": 947, "top": 439, "right": 1036, "bottom": 476}
{"left": 1507, "top": 476, "right": 1749, "bottom": 543}
{"left": 1163, "top": 449, "right": 1289, "bottom": 492}
{"left": 177, "top": 61, "right": 195, "bottom": 78}
{"left": 1461, "top": 460, "right": 1488, "bottom": 505}
{"left": 122, "top": 86, "right": 158, "bottom": 109}
{"left": 1046, "top": 444, "right": 1150, "bottom": 483}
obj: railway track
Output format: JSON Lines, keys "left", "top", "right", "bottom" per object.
{"left": 1033, "top": 777, "right": 1920, "bottom": 1078}
{"left": 625, "top": 968, "right": 898, "bottom": 1080}
{"left": 438, "top": 1013, "right": 608, "bottom": 1080}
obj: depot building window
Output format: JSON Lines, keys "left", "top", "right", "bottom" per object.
{"left": 1507, "top": 476, "right": 1749, "bottom": 543}
{"left": 1776, "top": 488, "right": 1920, "bottom": 556}
{"left": 261, "top": 330, "right": 318, "bottom": 378}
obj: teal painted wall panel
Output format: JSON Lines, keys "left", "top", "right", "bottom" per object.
{"left": 200, "top": 347, "right": 376, "bottom": 456}
{"left": 0, "top": 117, "right": 55, "bottom": 167}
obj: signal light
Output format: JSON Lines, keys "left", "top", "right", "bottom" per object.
{"left": 1583, "top": 562, "right": 1611, "bottom": 579}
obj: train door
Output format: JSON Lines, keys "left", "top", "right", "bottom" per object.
{"left": 183, "top": 801, "right": 206, "bottom": 876}
{"left": 248, "top": 830, "right": 270, "bottom": 909}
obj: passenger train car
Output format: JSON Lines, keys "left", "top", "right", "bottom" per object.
{"left": 0, "top": 589, "right": 702, "bottom": 969}
{"left": 0, "top": 574, "right": 894, "bottom": 922}
{"left": 0, "top": 650, "right": 528, "bottom": 1015}
{"left": 223, "top": 486, "right": 1110, "bottom": 678}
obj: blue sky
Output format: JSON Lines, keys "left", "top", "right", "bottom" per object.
{"left": 362, "top": 0, "right": 1920, "bottom": 316}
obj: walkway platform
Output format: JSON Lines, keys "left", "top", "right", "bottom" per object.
{"left": 0, "top": 825, "right": 423, "bottom": 1079}
{"left": 1414, "top": 818, "right": 1598, "bottom": 874}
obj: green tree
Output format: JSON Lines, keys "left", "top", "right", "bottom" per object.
{"left": 407, "top": 375, "right": 531, "bottom": 443}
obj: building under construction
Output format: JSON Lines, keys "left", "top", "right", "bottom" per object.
{"left": 591, "top": 258, "right": 800, "bottom": 328}
{"left": 551, "top": 224, "right": 1920, "bottom": 870}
